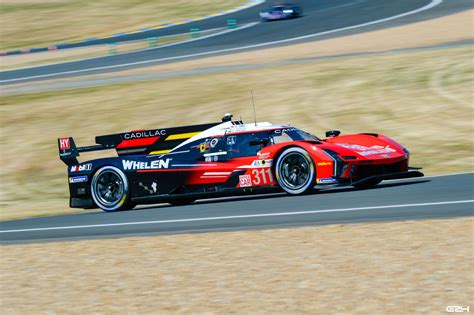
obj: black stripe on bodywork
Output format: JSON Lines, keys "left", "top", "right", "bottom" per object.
{"left": 223, "top": 170, "right": 247, "bottom": 188}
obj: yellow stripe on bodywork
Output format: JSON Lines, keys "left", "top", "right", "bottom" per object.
{"left": 149, "top": 149, "right": 171, "bottom": 155}
{"left": 166, "top": 132, "right": 200, "bottom": 140}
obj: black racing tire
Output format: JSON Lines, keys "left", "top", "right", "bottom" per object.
{"left": 168, "top": 198, "right": 196, "bottom": 206}
{"left": 91, "top": 166, "right": 132, "bottom": 212}
{"left": 275, "top": 147, "right": 316, "bottom": 195}
{"left": 352, "top": 179, "right": 382, "bottom": 189}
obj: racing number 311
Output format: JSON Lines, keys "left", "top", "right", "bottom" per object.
{"left": 252, "top": 168, "right": 274, "bottom": 185}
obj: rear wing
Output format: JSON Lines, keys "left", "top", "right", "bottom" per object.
{"left": 58, "top": 122, "right": 219, "bottom": 166}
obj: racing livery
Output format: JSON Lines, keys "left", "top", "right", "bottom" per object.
{"left": 58, "top": 114, "right": 423, "bottom": 212}
{"left": 259, "top": 4, "right": 302, "bottom": 21}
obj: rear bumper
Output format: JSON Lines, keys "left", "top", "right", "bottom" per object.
{"left": 350, "top": 170, "right": 424, "bottom": 186}
{"left": 70, "top": 197, "right": 96, "bottom": 209}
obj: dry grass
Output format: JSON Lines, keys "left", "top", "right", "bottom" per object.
{"left": 0, "top": 0, "right": 246, "bottom": 51}
{"left": 1, "top": 218, "right": 473, "bottom": 313}
{"left": 0, "top": 45, "right": 473, "bottom": 220}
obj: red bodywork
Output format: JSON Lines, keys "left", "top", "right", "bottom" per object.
{"left": 174, "top": 131, "right": 410, "bottom": 189}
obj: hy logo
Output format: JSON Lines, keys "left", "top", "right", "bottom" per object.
{"left": 59, "top": 138, "right": 70, "bottom": 150}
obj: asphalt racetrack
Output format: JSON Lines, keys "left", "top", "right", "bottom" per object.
{"left": 1, "top": 1, "right": 473, "bottom": 244}
{"left": 1, "top": 173, "right": 473, "bottom": 244}
{"left": 0, "top": 0, "right": 471, "bottom": 83}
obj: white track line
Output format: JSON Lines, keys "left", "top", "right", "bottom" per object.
{"left": 1, "top": 199, "right": 472, "bottom": 234}
{"left": 0, "top": 22, "right": 258, "bottom": 75}
{"left": 0, "top": 0, "right": 443, "bottom": 84}
{"left": 393, "top": 171, "right": 474, "bottom": 180}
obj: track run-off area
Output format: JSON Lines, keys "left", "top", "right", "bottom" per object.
{"left": 1, "top": 173, "right": 473, "bottom": 244}
{"left": 1, "top": 0, "right": 472, "bottom": 244}
{"left": 0, "top": 0, "right": 471, "bottom": 83}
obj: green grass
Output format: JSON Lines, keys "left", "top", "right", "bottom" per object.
{"left": 0, "top": 46, "right": 473, "bottom": 220}
{"left": 0, "top": 0, "right": 247, "bottom": 51}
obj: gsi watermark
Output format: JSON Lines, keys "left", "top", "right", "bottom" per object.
{"left": 447, "top": 306, "right": 470, "bottom": 313}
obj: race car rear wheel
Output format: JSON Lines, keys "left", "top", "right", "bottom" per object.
{"left": 275, "top": 147, "right": 316, "bottom": 195}
{"left": 91, "top": 166, "right": 132, "bottom": 212}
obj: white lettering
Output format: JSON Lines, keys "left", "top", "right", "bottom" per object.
{"left": 122, "top": 159, "right": 171, "bottom": 170}
{"left": 123, "top": 130, "right": 166, "bottom": 140}
{"left": 122, "top": 160, "right": 134, "bottom": 170}
{"left": 447, "top": 306, "right": 470, "bottom": 313}
{"left": 158, "top": 159, "right": 170, "bottom": 169}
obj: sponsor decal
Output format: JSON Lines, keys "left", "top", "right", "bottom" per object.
{"left": 122, "top": 159, "right": 171, "bottom": 170}
{"left": 199, "top": 143, "right": 209, "bottom": 153}
{"left": 210, "top": 138, "right": 219, "bottom": 148}
{"left": 70, "top": 163, "right": 92, "bottom": 172}
{"left": 317, "top": 161, "right": 332, "bottom": 166}
{"left": 251, "top": 159, "right": 273, "bottom": 168}
{"left": 59, "top": 151, "right": 72, "bottom": 157}
{"left": 239, "top": 175, "right": 252, "bottom": 187}
{"left": 227, "top": 136, "right": 237, "bottom": 145}
{"left": 69, "top": 175, "right": 88, "bottom": 184}
{"left": 59, "top": 138, "right": 70, "bottom": 150}
{"left": 139, "top": 181, "right": 158, "bottom": 194}
{"left": 228, "top": 125, "right": 246, "bottom": 132}
{"left": 317, "top": 178, "right": 338, "bottom": 184}
{"left": 336, "top": 143, "right": 396, "bottom": 156}
{"left": 273, "top": 128, "right": 297, "bottom": 134}
{"left": 205, "top": 155, "right": 220, "bottom": 162}
{"left": 258, "top": 152, "right": 270, "bottom": 159}
{"left": 123, "top": 129, "right": 166, "bottom": 140}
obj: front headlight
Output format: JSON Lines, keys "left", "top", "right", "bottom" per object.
{"left": 402, "top": 147, "right": 410, "bottom": 157}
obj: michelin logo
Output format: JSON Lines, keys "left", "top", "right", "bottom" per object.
{"left": 317, "top": 178, "right": 338, "bottom": 184}
{"left": 69, "top": 176, "right": 88, "bottom": 184}
{"left": 122, "top": 159, "right": 171, "bottom": 170}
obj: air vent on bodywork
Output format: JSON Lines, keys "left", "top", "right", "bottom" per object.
{"left": 322, "top": 149, "right": 348, "bottom": 177}
{"left": 360, "top": 133, "right": 379, "bottom": 137}
{"left": 342, "top": 156, "right": 357, "bottom": 160}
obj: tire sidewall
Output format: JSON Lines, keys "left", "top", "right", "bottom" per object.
{"left": 275, "top": 147, "right": 316, "bottom": 195}
{"left": 91, "top": 166, "right": 129, "bottom": 212}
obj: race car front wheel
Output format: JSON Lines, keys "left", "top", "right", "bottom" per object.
{"left": 91, "top": 166, "right": 133, "bottom": 212}
{"left": 275, "top": 147, "right": 316, "bottom": 195}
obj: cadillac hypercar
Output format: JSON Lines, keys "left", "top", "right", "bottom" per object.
{"left": 58, "top": 114, "right": 423, "bottom": 212}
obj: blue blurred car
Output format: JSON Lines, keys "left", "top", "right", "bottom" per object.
{"left": 259, "top": 4, "right": 302, "bottom": 22}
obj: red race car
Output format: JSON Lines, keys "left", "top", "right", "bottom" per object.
{"left": 59, "top": 114, "right": 423, "bottom": 212}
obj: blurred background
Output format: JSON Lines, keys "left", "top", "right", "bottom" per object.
{"left": 0, "top": 0, "right": 472, "bottom": 313}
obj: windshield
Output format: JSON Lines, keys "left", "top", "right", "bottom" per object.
{"left": 271, "top": 128, "right": 320, "bottom": 144}
{"left": 270, "top": 6, "right": 284, "bottom": 12}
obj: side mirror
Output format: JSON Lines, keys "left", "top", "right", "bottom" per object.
{"left": 325, "top": 130, "right": 341, "bottom": 138}
{"left": 249, "top": 138, "right": 270, "bottom": 146}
